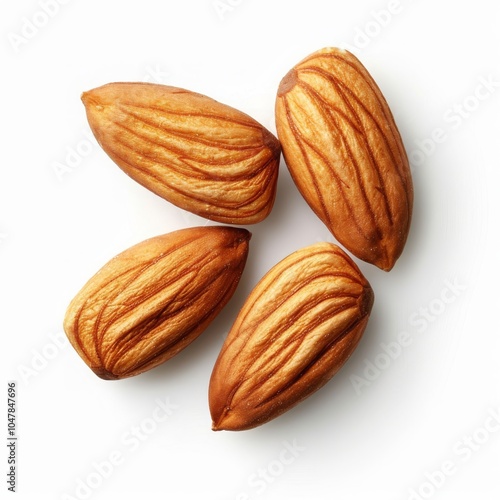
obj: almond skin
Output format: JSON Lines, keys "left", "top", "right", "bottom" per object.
{"left": 275, "top": 47, "right": 413, "bottom": 271}
{"left": 82, "top": 82, "right": 281, "bottom": 224}
{"left": 63, "top": 226, "right": 250, "bottom": 380}
{"left": 209, "top": 242, "right": 374, "bottom": 431}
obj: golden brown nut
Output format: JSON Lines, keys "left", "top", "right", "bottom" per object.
{"left": 209, "top": 241, "right": 373, "bottom": 431}
{"left": 83, "top": 82, "right": 280, "bottom": 224}
{"left": 275, "top": 47, "right": 413, "bottom": 271}
{"left": 64, "top": 226, "right": 250, "bottom": 379}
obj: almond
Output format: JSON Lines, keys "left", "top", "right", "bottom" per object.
{"left": 63, "top": 226, "right": 250, "bottom": 380}
{"left": 275, "top": 47, "right": 413, "bottom": 271}
{"left": 209, "top": 242, "right": 373, "bottom": 431}
{"left": 82, "top": 82, "right": 280, "bottom": 225}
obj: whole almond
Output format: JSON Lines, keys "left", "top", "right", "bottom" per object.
{"left": 209, "top": 242, "right": 374, "bottom": 431}
{"left": 64, "top": 226, "right": 250, "bottom": 380}
{"left": 82, "top": 82, "right": 280, "bottom": 225}
{"left": 275, "top": 47, "right": 413, "bottom": 271}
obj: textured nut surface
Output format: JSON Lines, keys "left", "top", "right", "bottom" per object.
{"left": 82, "top": 82, "right": 281, "bottom": 224}
{"left": 64, "top": 226, "right": 250, "bottom": 380}
{"left": 209, "top": 242, "right": 374, "bottom": 431}
{"left": 275, "top": 47, "right": 413, "bottom": 271}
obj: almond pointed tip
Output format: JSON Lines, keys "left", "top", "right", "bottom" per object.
{"left": 261, "top": 128, "right": 281, "bottom": 157}
{"left": 277, "top": 69, "right": 299, "bottom": 97}
{"left": 360, "top": 285, "right": 375, "bottom": 317}
{"left": 379, "top": 262, "right": 394, "bottom": 272}
{"left": 92, "top": 366, "right": 119, "bottom": 380}
{"left": 81, "top": 90, "right": 100, "bottom": 110}
{"left": 375, "top": 250, "right": 397, "bottom": 272}
{"left": 81, "top": 90, "right": 90, "bottom": 104}
{"left": 210, "top": 405, "right": 235, "bottom": 431}
{"left": 239, "top": 228, "right": 252, "bottom": 243}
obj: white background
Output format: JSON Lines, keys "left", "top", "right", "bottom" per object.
{"left": 1, "top": 0, "right": 500, "bottom": 499}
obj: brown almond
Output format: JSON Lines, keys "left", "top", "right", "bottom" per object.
{"left": 63, "top": 226, "right": 250, "bottom": 380}
{"left": 275, "top": 47, "right": 413, "bottom": 271}
{"left": 209, "top": 241, "right": 373, "bottom": 431}
{"left": 82, "top": 82, "right": 280, "bottom": 225}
